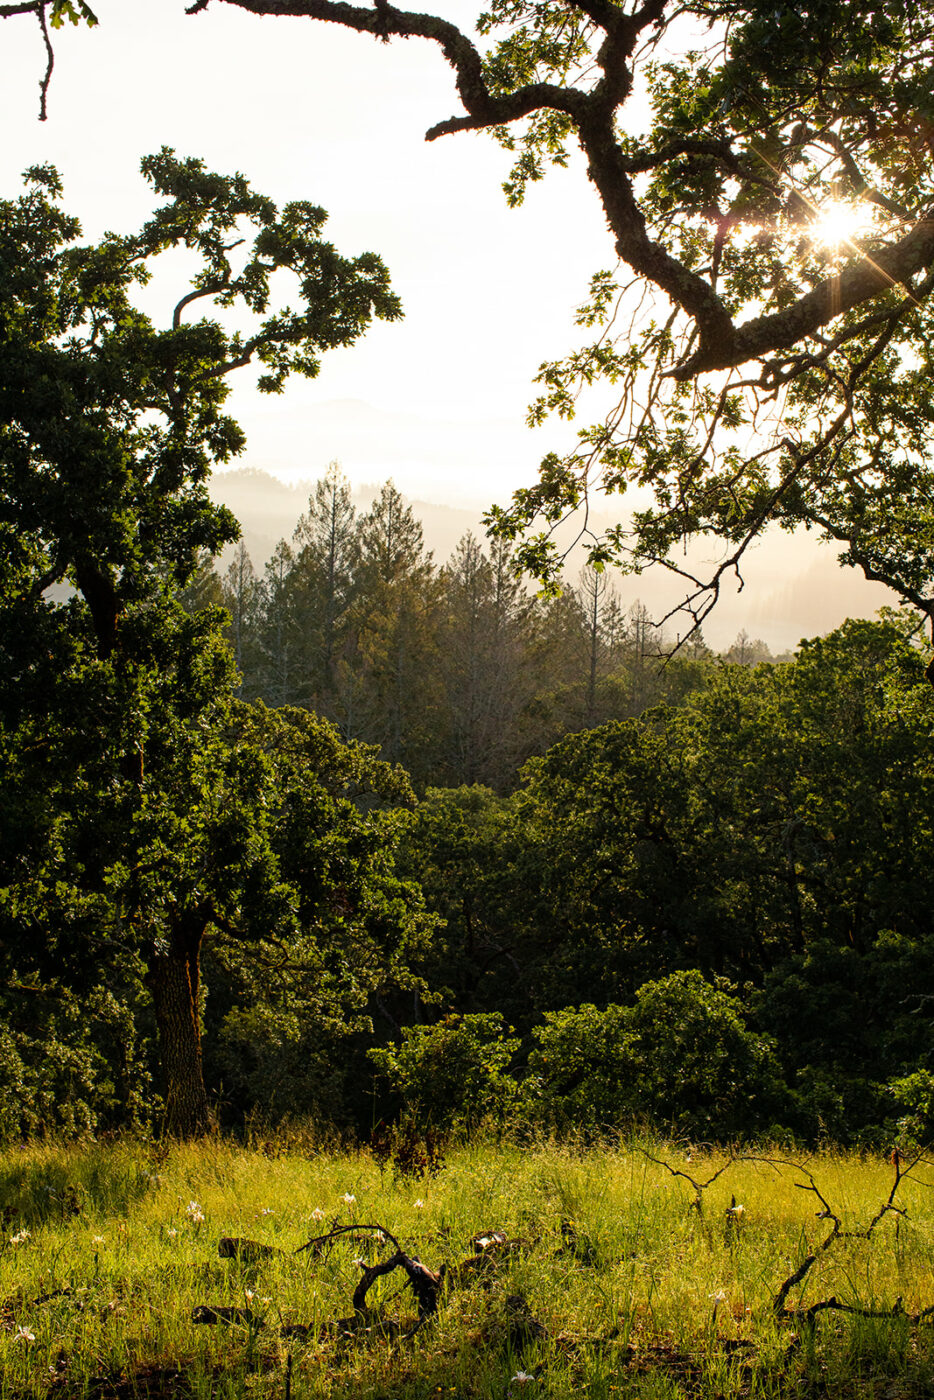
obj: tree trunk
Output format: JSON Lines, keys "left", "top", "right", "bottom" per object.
{"left": 148, "top": 922, "right": 213, "bottom": 1137}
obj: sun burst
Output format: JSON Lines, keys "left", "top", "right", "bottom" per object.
{"left": 808, "top": 199, "right": 873, "bottom": 251}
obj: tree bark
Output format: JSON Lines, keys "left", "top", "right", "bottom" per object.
{"left": 148, "top": 921, "right": 213, "bottom": 1137}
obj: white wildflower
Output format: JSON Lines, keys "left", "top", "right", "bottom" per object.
{"left": 412, "top": 1199, "right": 425, "bottom": 1209}
{"left": 709, "top": 1289, "right": 728, "bottom": 1304}
{"left": 166, "top": 1227, "right": 177, "bottom": 1239}
{"left": 259, "top": 1207, "right": 274, "bottom": 1216}
{"left": 245, "top": 1290, "right": 255, "bottom": 1303}
{"left": 340, "top": 1193, "right": 356, "bottom": 1205}
{"left": 186, "top": 1200, "right": 205, "bottom": 1225}
{"left": 14, "top": 1325, "right": 36, "bottom": 1343}
{"left": 310, "top": 1207, "right": 325, "bottom": 1221}
{"left": 10, "top": 1229, "right": 31, "bottom": 1246}
{"left": 727, "top": 1203, "right": 745, "bottom": 1217}
{"left": 510, "top": 1372, "right": 536, "bottom": 1385}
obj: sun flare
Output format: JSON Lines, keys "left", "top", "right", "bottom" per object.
{"left": 808, "top": 199, "right": 872, "bottom": 250}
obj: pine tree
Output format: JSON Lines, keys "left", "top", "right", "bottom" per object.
{"left": 344, "top": 482, "right": 440, "bottom": 776}
{"left": 438, "top": 533, "right": 532, "bottom": 788}
{"left": 289, "top": 463, "right": 358, "bottom": 715}
{"left": 221, "top": 543, "right": 262, "bottom": 698}
{"left": 257, "top": 538, "right": 299, "bottom": 706}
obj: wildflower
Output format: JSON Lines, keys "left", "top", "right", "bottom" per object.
{"left": 510, "top": 1373, "right": 536, "bottom": 1385}
{"left": 9, "top": 1229, "right": 30, "bottom": 1246}
{"left": 726, "top": 1203, "right": 745, "bottom": 1217}
{"left": 413, "top": 1198, "right": 425, "bottom": 1209}
{"left": 341, "top": 1193, "right": 356, "bottom": 1205}
{"left": 310, "top": 1207, "right": 325, "bottom": 1221}
{"left": 260, "top": 1296, "right": 271, "bottom": 1306}
{"left": 259, "top": 1207, "right": 274, "bottom": 1216}
{"left": 186, "top": 1200, "right": 205, "bottom": 1225}
{"left": 709, "top": 1289, "right": 728, "bottom": 1304}
{"left": 14, "top": 1325, "right": 36, "bottom": 1343}
{"left": 245, "top": 1289, "right": 255, "bottom": 1303}
{"left": 92, "top": 1235, "right": 105, "bottom": 1245}
{"left": 166, "top": 1227, "right": 178, "bottom": 1239}
{"left": 353, "top": 1256, "right": 368, "bottom": 1268}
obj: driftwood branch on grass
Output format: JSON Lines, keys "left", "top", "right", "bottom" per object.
{"left": 772, "top": 1148, "right": 932, "bottom": 1329}
{"left": 194, "top": 1221, "right": 539, "bottom": 1342}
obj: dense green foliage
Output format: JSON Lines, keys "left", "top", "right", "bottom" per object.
{"left": 369, "top": 1012, "right": 520, "bottom": 1134}
{"left": 524, "top": 973, "right": 787, "bottom": 1139}
{"left": 390, "top": 617, "right": 934, "bottom": 1143}
{"left": 0, "top": 158, "right": 427, "bottom": 1139}
{"left": 1, "top": 150, "right": 932, "bottom": 1146}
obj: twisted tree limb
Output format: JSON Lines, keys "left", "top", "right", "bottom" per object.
{"left": 210, "top": 0, "right": 934, "bottom": 380}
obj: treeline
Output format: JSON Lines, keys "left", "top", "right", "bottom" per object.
{"left": 184, "top": 467, "right": 776, "bottom": 790}
{"left": 201, "top": 616, "right": 934, "bottom": 1146}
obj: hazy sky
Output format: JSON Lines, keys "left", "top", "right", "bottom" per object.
{"left": 3, "top": 0, "right": 608, "bottom": 503}
{"left": 2, "top": 1, "right": 895, "bottom": 645}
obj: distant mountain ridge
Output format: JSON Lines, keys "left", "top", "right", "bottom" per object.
{"left": 209, "top": 467, "right": 483, "bottom": 575}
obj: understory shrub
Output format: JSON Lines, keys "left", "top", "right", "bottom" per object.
{"left": 522, "top": 970, "right": 789, "bottom": 1138}
{"left": 368, "top": 1012, "right": 519, "bottom": 1134}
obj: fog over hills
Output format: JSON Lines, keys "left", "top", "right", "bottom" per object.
{"left": 209, "top": 467, "right": 896, "bottom": 654}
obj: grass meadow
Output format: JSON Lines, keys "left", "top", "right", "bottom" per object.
{"left": 1, "top": 1134, "right": 933, "bottom": 1399}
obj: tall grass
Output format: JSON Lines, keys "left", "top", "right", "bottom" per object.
{"left": 1, "top": 1135, "right": 932, "bottom": 1398}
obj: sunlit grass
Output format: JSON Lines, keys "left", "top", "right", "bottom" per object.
{"left": 1, "top": 1135, "right": 933, "bottom": 1397}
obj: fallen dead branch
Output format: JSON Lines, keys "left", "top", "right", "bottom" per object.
{"left": 772, "top": 1147, "right": 933, "bottom": 1334}
{"left": 639, "top": 1147, "right": 744, "bottom": 1215}
{"left": 193, "top": 1219, "right": 542, "bottom": 1346}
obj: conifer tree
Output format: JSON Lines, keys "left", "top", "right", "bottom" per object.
{"left": 346, "top": 482, "right": 441, "bottom": 774}
{"left": 289, "top": 462, "right": 358, "bottom": 715}
{"left": 257, "top": 538, "right": 299, "bottom": 706}
{"left": 221, "top": 543, "right": 262, "bottom": 698}
{"left": 439, "top": 532, "right": 532, "bottom": 788}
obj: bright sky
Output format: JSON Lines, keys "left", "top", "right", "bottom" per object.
{"left": 1, "top": 0, "right": 896, "bottom": 646}
{"left": 2, "top": 0, "right": 609, "bottom": 507}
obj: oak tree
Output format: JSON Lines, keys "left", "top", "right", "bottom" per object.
{"left": 0, "top": 152, "right": 419, "bottom": 1136}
